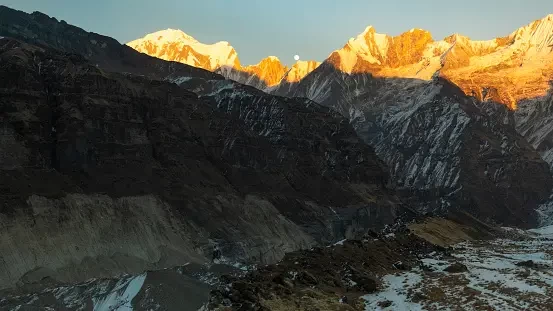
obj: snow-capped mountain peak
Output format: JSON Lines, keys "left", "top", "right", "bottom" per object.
{"left": 127, "top": 29, "right": 240, "bottom": 71}
{"left": 338, "top": 25, "right": 390, "bottom": 71}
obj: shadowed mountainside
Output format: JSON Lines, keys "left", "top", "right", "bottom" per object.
{"left": 0, "top": 36, "right": 404, "bottom": 290}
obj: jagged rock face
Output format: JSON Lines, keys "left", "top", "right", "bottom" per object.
{"left": 221, "top": 58, "right": 323, "bottom": 93}
{"left": 386, "top": 29, "right": 434, "bottom": 68}
{"left": 288, "top": 62, "right": 552, "bottom": 227}
{"left": 170, "top": 77, "right": 402, "bottom": 237}
{"left": 515, "top": 83, "right": 553, "bottom": 167}
{"left": 0, "top": 37, "right": 400, "bottom": 289}
{"left": 0, "top": 6, "right": 221, "bottom": 81}
{"left": 127, "top": 29, "right": 241, "bottom": 72}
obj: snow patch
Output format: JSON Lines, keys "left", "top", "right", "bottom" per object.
{"left": 92, "top": 274, "right": 146, "bottom": 311}
{"left": 363, "top": 272, "right": 424, "bottom": 311}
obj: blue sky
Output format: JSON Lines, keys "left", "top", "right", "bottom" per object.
{"left": 3, "top": 0, "right": 553, "bottom": 65}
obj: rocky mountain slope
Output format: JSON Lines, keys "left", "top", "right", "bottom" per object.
{"left": 249, "top": 14, "right": 553, "bottom": 228}
{"left": 286, "top": 59, "right": 552, "bottom": 227}
{"left": 0, "top": 30, "right": 402, "bottom": 292}
{"left": 0, "top": 218, "right": 484, "bottom": 311}
{"left": 125, "top": 16, "right": 553, "bottom": 221}
{"left": 2, "top": 3, "right": 553, "bottom": 304}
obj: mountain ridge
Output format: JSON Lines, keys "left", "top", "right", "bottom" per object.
{"left": 127, "top": 29, "right": 321, "bottom": 87}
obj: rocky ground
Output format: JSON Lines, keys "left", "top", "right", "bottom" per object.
{"left": 2, "top": 220, "right": 553, "bottom": 310}
{"left": 204, "top": 228, "right": 438, "bottom": 311}
{"left": 363, "top": 226, "right": 553, "bottom": 311}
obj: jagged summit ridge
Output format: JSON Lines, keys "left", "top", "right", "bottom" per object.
{"left": 127, "top": 31, "right": 319, "bottom": 89}
{"left": 325, "top": 13, "right": 553, "bottom": 108}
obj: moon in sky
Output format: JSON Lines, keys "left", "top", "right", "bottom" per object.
{"left": 294, "top": 55, "right": 300, "bottom": 61}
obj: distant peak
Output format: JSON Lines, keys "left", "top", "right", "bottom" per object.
{"left": 402, "top": 28, "right": 430, "bottom": 35}
{"left": 252, "top": 56, "right": 282, "bottom": 65}
{"left": 291, "top": 60, "right": 321, "bottom": 68}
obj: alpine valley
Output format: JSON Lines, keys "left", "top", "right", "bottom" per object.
{"left": 1, "top": 4, "right": 553, "bottom": 311}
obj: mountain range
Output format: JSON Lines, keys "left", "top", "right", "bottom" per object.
{"left": 1, "top": 4, "right": 553, "bottom": 310}
{"left": 128, "top": 14, "right": 553, "bottom": 109}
